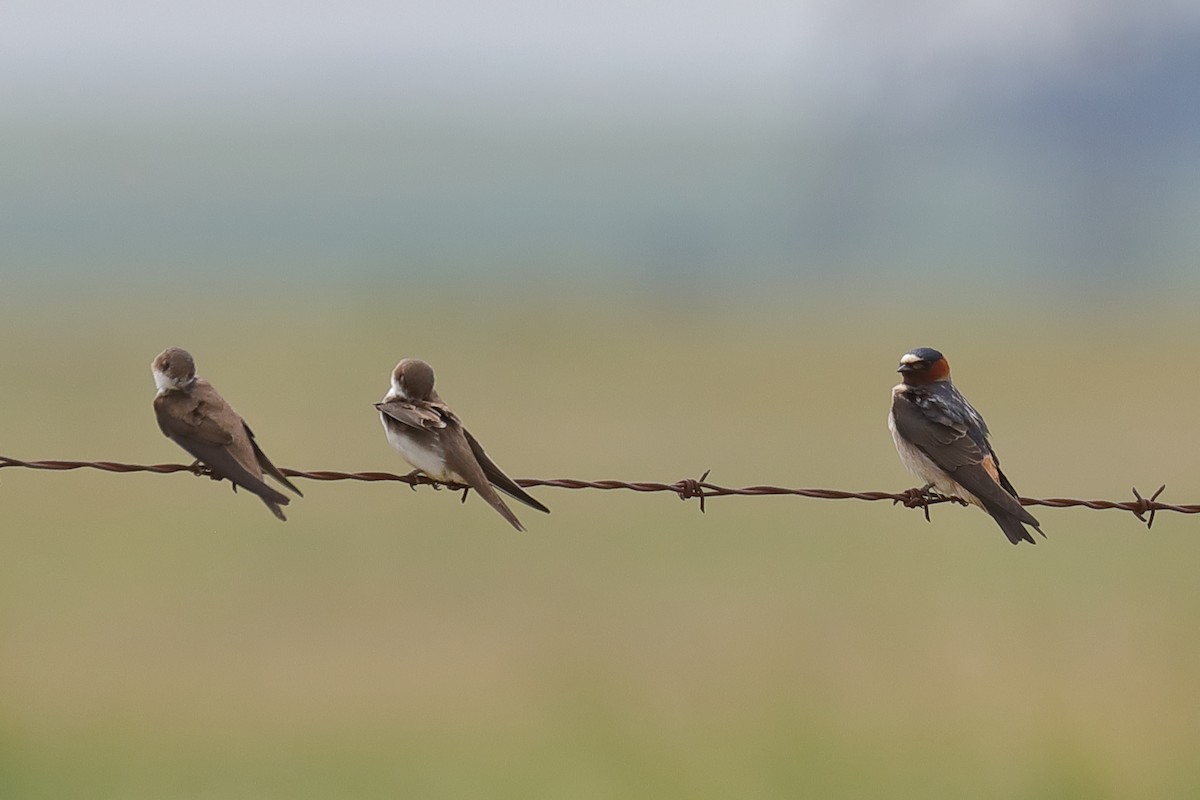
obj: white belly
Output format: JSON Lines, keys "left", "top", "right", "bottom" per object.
{"left": 888, "top": 408, "right": 981, "bottom": 506}
{"left": 381, "top": 413, "right": 453, "bottom": 480}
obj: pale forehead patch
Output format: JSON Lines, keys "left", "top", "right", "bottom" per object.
{"left": 900, "top": 352, "right": 923, "bottom": 364}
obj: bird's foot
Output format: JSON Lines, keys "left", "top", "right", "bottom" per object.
{"left": 188, "top": 460, "right": 221, "bottom": 481}
{"left": 894, "top": 485, "right": 968, "bottom": 522}
{"left": 402, "top": 469, "right": 425, "bottom": 491}
{"left": 403, "top": 469, "right": 451, "bottom": 492}
{"left": 895, "top": 485, "right": 939, "bottom": 522}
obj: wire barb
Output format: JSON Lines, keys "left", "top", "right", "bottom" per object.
{"left": 673, "top": 468, "right": 712, "bottom": 513}
{"left": 1130, "top": 484, "right": 1167, "bottom": 529}
{"left": 1, "top": 454, "right": 1198, "bottom": 529}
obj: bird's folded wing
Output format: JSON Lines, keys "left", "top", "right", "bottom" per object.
{"left": 891, "top": 395, "right": 983, "bottom": 470}
{"left": 154, "top": 396, "right": 234, "bottom": 446}
{"left": 244, "top": 422, "right": 303, "bottom": 496}
{"left": 375, "top": 400, "right": 447, "bottom": 430}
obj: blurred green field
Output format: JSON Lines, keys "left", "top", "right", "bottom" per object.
{"left": 2, "top": 286, "right": 1199, "bottom": 799}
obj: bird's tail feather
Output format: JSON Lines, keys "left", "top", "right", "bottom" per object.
{"left": 260, "top": 496, "right": 288, "bottom": 522}
{"left": 994, "top": 511, "right": 1036, "bottom": 545}
{"left": 476, "top": 483, "right": 525, "bottom": 531}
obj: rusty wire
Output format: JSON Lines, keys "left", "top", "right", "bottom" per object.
{"left": 0, "top": 455, "right": 1192, "bottom": 529}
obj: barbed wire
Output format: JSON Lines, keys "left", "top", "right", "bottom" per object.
{"left": 0, "top": 455, "right": 1190, "bottom": 530}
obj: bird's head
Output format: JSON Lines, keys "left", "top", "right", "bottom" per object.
{"left": 896, "top": 347, "right": 951, "bottom": 385}
{"left": 152, "top": 347, "right": 197, "bottom": 394}
{"left": 390, "top": 358, "right": 437, "bottom": 401}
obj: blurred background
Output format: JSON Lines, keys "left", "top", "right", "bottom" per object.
{"left": 3, "top": 1, "right": 1200, "bottom": 797}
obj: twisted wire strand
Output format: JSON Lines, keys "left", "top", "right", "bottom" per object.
{"left": 0, "top": 455, "right": 1188, "bottom": 529}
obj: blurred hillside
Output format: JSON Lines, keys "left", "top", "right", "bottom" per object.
{"left": 3, "top": 0, "right": 1200, "bottom": 286}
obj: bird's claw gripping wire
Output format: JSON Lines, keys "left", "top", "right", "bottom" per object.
{"left": 402, "top": 469, "right": 452, "bottom": 492}
{"left": 188, "top": 460, "right": 220, "bottom": 481}
{"left": 894, "top": 485, "right": 967, "bottom": 522}
{"left": 895, "top": 486, "right": 934, "bottom": 521}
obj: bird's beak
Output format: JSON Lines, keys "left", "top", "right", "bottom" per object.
{"left": 897, "top": 363, "right": 916, "bottom": 374}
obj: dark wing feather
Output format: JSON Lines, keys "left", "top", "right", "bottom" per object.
{"left": 947, "top": 463, "right": 1041, "bottom": 542}
{"left": 995, "top": 464, "right": 1020, "bottom": 498}
{"left": 463, "top": 429, "right": 549, "bottom": 514}
{"left": 439, "top": 424, "right": 527, "bottom": 531}
{"left": 244, "top": 422, "right": 302, "bottom": 496}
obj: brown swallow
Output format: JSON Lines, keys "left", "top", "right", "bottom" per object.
{"left": 375, "top": 358, "right": 549, "bottom": 531}
{"left": 151, "top": 347, "right": 301, "bottom": 521}
{"left": 888, "top": 347, "right": 1044, "bottom": 545}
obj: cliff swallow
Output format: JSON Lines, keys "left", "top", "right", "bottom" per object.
{"left": 152, "top": 347, "right": 301, "bottom": 521}
{"left": 888, "top": 347, "right": 1044, "bottom": 545}
{"left": 375, "top": 358, "right": 549, "bottom": 531}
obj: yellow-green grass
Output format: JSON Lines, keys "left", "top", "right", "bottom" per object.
{"left": 2, "top": 287, "right": 1199, "bottom": 799}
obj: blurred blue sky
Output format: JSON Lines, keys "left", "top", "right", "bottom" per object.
{"left": 2, "top": 0, "right": 1199, "bottom": 288}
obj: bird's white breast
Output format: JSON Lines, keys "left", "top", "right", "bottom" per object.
{"left": 380, "top": 412, "right": 452, "bottom": 480}
{"left": 888, "top": 390, "right": 981, "bottom": 506}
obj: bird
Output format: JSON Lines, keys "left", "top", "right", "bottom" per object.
{"left": 888, "top": 347, "right": 1044, "bottom": 545}
{"left": 151, "top": 347, "right": 302, "bottom": 521}
{"left": 375, "top": 358, "right": 549, "bottom": 531}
